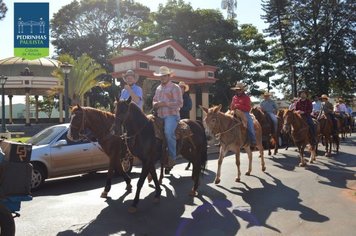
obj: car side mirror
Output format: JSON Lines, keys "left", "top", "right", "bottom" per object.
{"left": 52, "top": 139, "right": 67, "bottom": 147}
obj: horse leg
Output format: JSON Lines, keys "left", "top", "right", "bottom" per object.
{"left": 298, "top": 146, "right": 307, "bottom": 167}
{"left": 244, "top": 147, "right": 252, "bottom": 177}
{"left": 129, "top": 165, "right": 149, "bottom": 213}
{"left": 309, "top": 145, "right": 317, "bottom": 163}
{"left": 214, "top": 146, "right": 227, "bottom": 184}
{"left": 273, "top": 134, "right": 279, "bottom": 155}
{"left": 149, "top": 165, "right": 162, "bottom": 203}
{"left": 190, "top": 161, "right": 200, "bottom": 196}
{"left": 185, "top": 161, "right": 192, "bottom": 170}
{"left": 101, "top": 165, "right": 114, "bottom": 198}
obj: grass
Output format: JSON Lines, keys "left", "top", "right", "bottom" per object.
{"left": 9, "top": 137, "right": 31, "bottom": 143}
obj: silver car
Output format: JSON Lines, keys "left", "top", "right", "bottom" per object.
{"left": 28, "top": 124, "right": 111, "bottom": 190}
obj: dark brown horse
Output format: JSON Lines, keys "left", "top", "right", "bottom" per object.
{"left": 67, "top": 105, "right": 132, "bottom": 198}
{"left": 114, "top": 97, "right": 207, "bottom": 212}
{"left": 318, "top": 114, "right": 339, "bottom": 156}
{"left": 251, "top": 107, "right": 280, "bottom": 155}
{"left": 282, "top": 109, "right": 317, "bottom": 166}
{"left": 278, "top": 109, "right": 293, "bottom": 150}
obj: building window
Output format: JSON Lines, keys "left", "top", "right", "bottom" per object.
{"left": 139, "top": 61, "right": 148, "bottom": 69}
{"left": 207, "top": 72, "right": 214, "bottom": 78}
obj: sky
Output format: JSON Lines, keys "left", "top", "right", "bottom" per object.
{"left": 0, "top": 0, "right": 268, "bottom": 104}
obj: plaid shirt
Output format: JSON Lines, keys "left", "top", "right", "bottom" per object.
{"left": 153, "top": 81, "right": 183, "bottom": 118}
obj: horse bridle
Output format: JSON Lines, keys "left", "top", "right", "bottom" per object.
{"left": 70, "top": 109, "right": 86, "bottom": 139}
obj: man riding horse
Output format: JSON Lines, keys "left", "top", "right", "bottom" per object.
{"left": 295, "top": 89, "right": 317, "bottom": 145}
{"left": 318, "top": 94, "right": 338, "bottom": 135}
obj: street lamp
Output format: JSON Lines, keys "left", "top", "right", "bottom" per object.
{"left": 0, "top": 75, "right": 8, "bottom": 133}
{"left": 60, "top": 62, "right": 73, "bottom": 123}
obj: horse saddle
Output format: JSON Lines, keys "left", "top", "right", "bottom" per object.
{"left": 146, "top": 114, "right": 193, "bottom": 141}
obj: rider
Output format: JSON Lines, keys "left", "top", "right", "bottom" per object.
{"left": 119, "top": 70, "right": 143, "bottom": 110}
{"left": 295, "top": 89, "right": 316, "bottom": 145}
{"left": 230, "top": 82, "right": 257, "bottom": 147}
{"left": 318, "top": 94, "right": 338, "bottom": 135}
{"left": 178, "top": 81, "right": 192, "bottom": 119}
{"left": 152, "top": 66, "right": 183, "bottom": 170}
{"left": 260, "top": 91, "right": 278, "bottom": 133}
{"left": 311, "top": 95, "right": 322, "bottom": 117}
{"left": 334, "top": 98, "right": 349, "bottom": 126}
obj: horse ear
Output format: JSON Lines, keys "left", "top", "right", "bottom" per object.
{"left": 77, "top": 104, "right": 81, "bottom": 110}
{"left": 217, "top": 104, "right": 222, "bottom": 111}
{"left": 200, "top": 105, "right": 208, "bottom": 114}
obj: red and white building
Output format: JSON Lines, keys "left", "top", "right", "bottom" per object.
{"left": 110, "top": 39, "right": 217, "bottom": 120}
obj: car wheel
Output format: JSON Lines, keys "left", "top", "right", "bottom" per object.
{"left": 31, "top": 163, "right": 46, "bottom": 190}
{"left": 0, "top": 204, "right": 15, "bottom": 236}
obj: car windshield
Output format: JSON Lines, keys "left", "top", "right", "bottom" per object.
{"left": 27, "top": 126, "right": 67, "bottom": 145}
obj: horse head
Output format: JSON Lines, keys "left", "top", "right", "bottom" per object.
{"left": 67, "top": 105, "right": 86, "bottom": 142}
{"left": 282, "top": 109, "right": 294, "bottom": 133}
{"left": 200, "top": 105, "right": 222, "bottom": 134}
{"left": 113, "top": 97, "right": 132, "bottom": 136}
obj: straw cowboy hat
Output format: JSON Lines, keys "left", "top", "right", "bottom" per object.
{"left": 178, "top": 81, "right": 189, "bottom": 92}
{"left": 153, "top": 66, "right": 174, "bottom": 77}
{"left": 338, "top": 98, "right": 344, "bottom": 103}
{"left": 321, "top": 94, "right": 329, "bottom": 100}
{"left": 122, "top": 69, "right": 138, "bottom": 82}
{"left": 263, "top": 91, "right": 271, "bottom": 97}
{"left": 230, "top": 82, "right": 246, "bottom": 90}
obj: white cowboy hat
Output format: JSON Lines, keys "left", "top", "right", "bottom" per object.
{"left": 230, "top": 82, "right": 246, "bottom": 91}
{"left": 122, "top": 70, "right": 138, "bottom": 82}
{"left": 153, "top": 66, "right": 174, "bottom": 77}
{"left": 178, "top": 81, "right": 189, "bottom": 92}
{"left": 263, "top": 91, "right": 271, "bottom": 96}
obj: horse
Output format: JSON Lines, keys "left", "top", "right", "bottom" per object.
{"left": 201, "top": 105, "right": 265, "bottom": 184}
{"left": 282, "top": 109, "right": 317, "bottom": 166}
{"left": 250, "top": 107, "right": 280, "bottom": 155}
{"left": 278, "top": 109, "right": 293, "bottom": 150}
{"left": 335, "top": 113, "right": 352, "bottom": 139}
{"left": 113, "top": 97, "right": 207, "bottom": 212}
{"left": 317, "top": 114, "right": 339, "bottom": 156}
{"left": 67, "top": 105, "right": 132, "bottom": 198}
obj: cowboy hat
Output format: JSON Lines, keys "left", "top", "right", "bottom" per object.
{"left": 230, "top": 82, "right": 246, "bottom": 90}
{"left": 298, "top": 89, "right": 308, "bottom": 96}
{"left": 178, "top": 81, "right": 189, "bottom": 92}
{"left": 263, "top": 91, "right": 271, "bottom": 96}
{"left": 321, "top": 94, "right": 329, "bottom": 100}
{"left": 153, "top": 66, "right": 173, "bottom": 77}
{"left": 122, "top": 69, "right": 138, "bottom": 82}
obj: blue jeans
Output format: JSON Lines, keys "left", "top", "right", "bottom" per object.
{"left": 267, "top": 112, "right": 278, "bottom": 133}
{"left": 163, "top": 115, "right": 179, "bottom": 160}
{"left": 244, "top": 112, "right": 256, "bottom": 145}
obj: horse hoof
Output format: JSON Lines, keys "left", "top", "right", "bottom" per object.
{"left": 245, "top": 172, "right": 251, "bottom": 176}
{"left": 214, "top": 179, "right": 221, "bottom": 184}
{"left": 235, "top": 177, "right": 240, "bottom": 182}
{"left": 153, "top": 197, "right": 160, "bottom": 203}
{"left": 100, "top": 191, "right": 108, "bottom": 198}
{"left": 128, "top": 207, "right": 137, "bottom": 213}
{"left": 262, "top": 166, "right": 266, "bottom": 172}
{"left": 299, "top": 163, "right": 306, "bottom": 167}
{"left": 189, "top": 190, "right": 198, "bottom": 196}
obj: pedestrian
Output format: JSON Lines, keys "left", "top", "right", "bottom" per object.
{"left": 119, "top": 70, "right": 143, "bottom": 110}
{"left": 230, "top": 82, "right": 257, "bottom": 147}
{"left": 152, "top": 66, "right": 183, "bottom": 170}
{"left": 260, "top": 91, "right": 278, "bottom": 133}
{"left": 178, "top": 81, "right": 192, "bottom": 119}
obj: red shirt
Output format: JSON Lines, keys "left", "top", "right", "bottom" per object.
{"left": 295, "top": 98, "right": 312, "bottom": 116}
{"left": 230, "top": 93, "right": 251, "bottom": 112}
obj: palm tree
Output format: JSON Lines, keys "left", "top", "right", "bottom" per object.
{"left": 51, "top": 53, "right": 108, "bottom": 105}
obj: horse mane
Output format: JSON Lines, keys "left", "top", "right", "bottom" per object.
{"left": 73, "top": 105, "right": 115, "bottom": 130}
{"left": 128, "top": 102, "right": 149, "bottom": 124}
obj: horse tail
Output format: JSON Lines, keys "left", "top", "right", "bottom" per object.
{"left": 196, "top": 120, "right": 208, "bottom": 174}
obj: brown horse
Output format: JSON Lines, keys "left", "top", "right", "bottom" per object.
{"left": 278, "top": 109, "right": 293, "bottom": 150}
{"left": 114, "top": 98, "right": 207, "bottom": 212}
{"left": 282, "top": 109, "right": 317, "bottom": 166}
{"left": 201, "top": 105, "right": 265, "bottom": 184}
{"left": 67, "top": 105, "right": 132, "bottom": 198}
{"left": 251, "top": 107, "right": 280, "bottom": 155}
{"left": 335, "top": 113, "right": 352, "bottom": 139}
{"left": 318, "top": 114, "right": 339, "bottom": 156}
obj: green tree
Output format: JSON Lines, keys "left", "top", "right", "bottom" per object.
{"left": 51, "top": 54, "right": 107, "bottom": 106}
{"left": 0, "top": 0, "right": 7, "bottom": 20}
{"left": 262, "top": 0, "right": 356, "bottom": 98}
{"left": 29, "top": 96, "right": 56, "bottom": 119}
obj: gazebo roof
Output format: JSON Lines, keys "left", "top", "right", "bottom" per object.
{"left": 0, "top": 57, "right": 59, "bottom": 77}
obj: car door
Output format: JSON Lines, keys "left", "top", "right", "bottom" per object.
{"left": 84, "top": 135, "right": 110, "bottom": 170}
{"left": 49, "top": 131, "right": 103, "bottom": 176}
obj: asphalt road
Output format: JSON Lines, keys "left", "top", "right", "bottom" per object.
{"left": 15, "top": 134, "right": 356, "bottom": 236}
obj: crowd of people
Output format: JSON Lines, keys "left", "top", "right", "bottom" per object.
{"left": 118, "top": 66, "right": 354, "bottom": 170}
